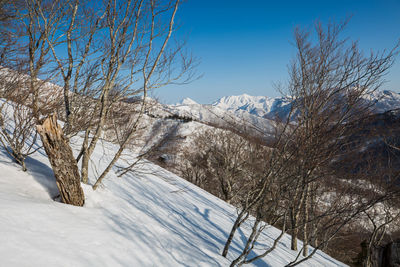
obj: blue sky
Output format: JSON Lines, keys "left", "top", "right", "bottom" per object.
{"left": 154, "top": 0, "right": 400, "bottom": 104}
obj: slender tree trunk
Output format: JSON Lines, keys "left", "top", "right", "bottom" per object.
{"left": 36, "top": 114, "right": 84, "bottom": 206}
{"left": 291, "top": 182, "right": 307, "bottom": 252}
{"left": 11, "top": 151, "right": 27, "bottom": 171}
{"left": 230, "top": 217, "right": 261, "bottom": 267}
{"left": 81, "top": 151, "right": 90, "bottom": 184}
{"left": 80, "top": 88, "right": 109, "bottom": 184}
{"left": 222, "top": 210, "right": 249, "bottom": 257}
{"left": 291, "top": 206, "right": 298, "bottom": 251}
{"left": 302, "top": 184, "right": 310, "bottom": 257}
{"left": 63, "top": 79, "right": 72, "bottom": 134}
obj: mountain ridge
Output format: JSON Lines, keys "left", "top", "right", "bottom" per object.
{"left": 174, "top": 89, "right": 400, "bottom": 121}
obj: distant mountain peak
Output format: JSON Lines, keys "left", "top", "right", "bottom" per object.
{"left": 177, "top": 97, "right": 198, "bottom": 106}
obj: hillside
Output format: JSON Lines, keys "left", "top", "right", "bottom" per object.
{"left": 1, "top": 89, "right": 398, "bottom": 266}
{"left": 0, "top": 126, "right": 346, "bottom": 267}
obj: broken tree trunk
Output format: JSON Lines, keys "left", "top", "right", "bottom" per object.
{"left": 36, "top": 114, "right": 84, "bottom": 206}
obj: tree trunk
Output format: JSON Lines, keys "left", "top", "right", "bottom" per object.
{"left": 36, "top": 114, "right": 85, "bottom": 206}
{"left": 81, "top": 151, "right": 90, "bottom": 184}
{"left": 222, "top": 210, "right": 249, "bottom": 257}
{"left": 302, "top": 184, "right": 310, "bottom": 257}
{"left": 290, "top": 206, "right": 298, "bottom": 251}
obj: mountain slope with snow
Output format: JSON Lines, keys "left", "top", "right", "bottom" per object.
{"left": 0, "top": 129, "right": 346, "bottom": 267}
{"left": 140, "top": 89, "right": 400, "bottom": 166}
{"left": 212, "top": 94, "right": 292, "bottom": 119}
{"left": 209, "top": 90, "right": 400, "bottom": 120}
{"left": 365, "top": 90, "right": 400, "bottom": 113}
{"left": 158, "top": 100, "right": 277, "bottom": 140}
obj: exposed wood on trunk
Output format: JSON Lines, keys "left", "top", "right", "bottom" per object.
{"left": 36, "top": 114, "right": 84, "bottom": 206}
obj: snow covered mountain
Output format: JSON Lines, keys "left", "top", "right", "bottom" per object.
{"left": 210, "top": 90, "right": 400, "bottom": 120}
{"left": 212, "top": 93, "right": 292, "bottom": 119}
{"left": 364, "top": 90, "right": 400, "bottom": 113}
{"left": 158, "top": 97, "right": 277, "bottom": 140}
{"left": 143, "top": 89, "right": 400, "bottom": 161}
{"left": 178, "top": 97, "right": 198, "bottom": 106}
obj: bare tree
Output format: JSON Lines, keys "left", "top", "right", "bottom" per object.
{"left": 6, "top": 0, "right": 196, "bottom": 207}
{"left": 224, "top": 20, "right": 399, "bottom": 266}
{"left": 0, "top": 86, "right": 38, "bottom": 171}
{"left": 0, "top": 0, "right": 61, "bottom": 171}
{"left": 362, "top": 201, "right": 400, "bottom": 267}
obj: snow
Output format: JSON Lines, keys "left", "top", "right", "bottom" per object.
{"left": 162, "top": 100, "right": 277, "bottom": 140}
{"left": 176, "top": 97, "right": 198, "bottom": 106}
{"left": 146, "top": 89, "right": 400, "bottom": 159}
{"left": 212, "top": 94, "right": 292, "bottom": 119}
{"left": 211, "top": 90, "right": 400, "bottom": 120}
{"left": 0, "top": 127, "right": 347, "bottom": 266}
{"left": 363, "top": 90, "right": 400, "bottom": 113}
{"left": 4, "top": 88, "right": 398, "bottom": 266}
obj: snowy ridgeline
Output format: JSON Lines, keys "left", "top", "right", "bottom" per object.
{"left": 173, "top": 90, "right": 400, "bottom": 120}
{"left": 0, "top": 128, "right": 347, "bottom": 266}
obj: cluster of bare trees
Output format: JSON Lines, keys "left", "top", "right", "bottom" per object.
{"left": 178, "top": 21, "right": 399, "bottom": 266}
{"left": 230, "top": 22, "right": 399, "bottom": 267}
{"left": 179, "top": 129, "right": 270, "bottom": 205}
{"left": 224, "top": 21, "right": 399, "bottom": 266}
{"left": 0, "top": 0, "right": 195, "bottom": 205}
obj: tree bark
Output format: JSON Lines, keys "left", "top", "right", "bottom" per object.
{"left": 290, "top": 206, "right": 298, "bottom": 251}
{"left": 302, "top": 184, "right": 310, "bottom": 257}
{"left": 36, "top": 114, "right": 84, "bottom": 206}
{"left": 222, "top": 210, "right": 249, "bottom": 257}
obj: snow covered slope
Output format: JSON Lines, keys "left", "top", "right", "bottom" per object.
{"left": 0, "top": 133, "right": 346, "bottom": 266}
